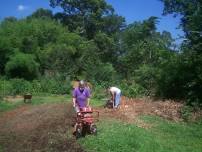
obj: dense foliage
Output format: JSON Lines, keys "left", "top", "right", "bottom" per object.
{"left": 0, "top": 0, "right": 201, "bottom": 106}
{"left": 160, "top": 0, "right": 202, "bottom": 105}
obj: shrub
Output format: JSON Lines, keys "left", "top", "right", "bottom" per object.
{"left": 0, "top": 79, "right": 13, "bottom": 97}
{"left": 5, "top": 52, "right": 39, "bottom": 80}
{"left": 10, "top": 79, "right": 32, "bottom": 95}
{"left": 0, "top": 76, "right": 71, "bottom": 97}
{"left": 180, "top": 105, "right": 193, "bottom": 122}
{"left": 31, "top": 80, "right": 42, "bottom": 94}
{"left": 92, "top": 85, "right": 107, "bottom": 99}
{"left": 38, "top": 75, "right": 71, "bottom": 94}
{"left": 120, "top": 81, "right": 146, "bottom": 98}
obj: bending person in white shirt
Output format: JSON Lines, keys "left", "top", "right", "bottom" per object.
{"left": 108, "top": 87, "right": 121, "bottom": 108}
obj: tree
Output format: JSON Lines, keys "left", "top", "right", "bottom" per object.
{"left": 116, "top": 17, "right": 176, "bottom": 95}
{"left": 101, "top": 14, "right": 125, "bottom": 35}
{"left": 0, "top": 17, "right": 18, "bottom": 74}
{"left": 0, "top": 17, "right": 76, "bottom": 74}
{"left": 27, "top": 8, "right": 53, "bottom": 19}
{"left": 94, "top": 32, "right": 116, "bottom": 63}
{"left": 161, "top": 0, "right": 202, "bottom": 105}
{"left": 5, "top": 52, "right": 39, "bottom": 80}
{"left": 50, "top": 0, "right": 125, "bottom": 39}
{"left": 161, "top": 0, "right": 202, "bottom": 46}
{"left": 119, "top": 17, "right": 167, "bottom": 74}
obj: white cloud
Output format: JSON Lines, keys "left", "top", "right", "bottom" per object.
{"left": 17, "top": 5, "right": 28, "bottom": 11}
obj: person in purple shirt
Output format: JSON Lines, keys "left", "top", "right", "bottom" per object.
{"left": 72, "top": 80, "right": 91, "bottom": 112}
{"left": 72, "top": 80, "right": 91, "bottom": 135}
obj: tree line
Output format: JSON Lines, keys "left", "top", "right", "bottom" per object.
{"left": 0, "top": 0, "right": 201, "bottom": 106}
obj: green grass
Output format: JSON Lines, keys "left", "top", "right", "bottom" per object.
{"left": 0, "top": 94, "right": 72, "bottom": 113}
{"left": 31, "top": 94, "right": 71, "bottom": 105}
{"left": 79, "top": 116, "right": 202, "bottom": 152}
{"left": 0, "top": 145, "right": 3, "bottom": 152}
{"left": 0, "top": 94, "right": 103, "bottom": 113}
{"left": 91, "top": 98, "right": 105, "bottom": 107}
{"left": 0, "top": 100, "right": 23, "bottom": 112}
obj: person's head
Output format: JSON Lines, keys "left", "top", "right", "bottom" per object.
{"left": 79, "top": 80, "right": 85, "bottom": 91}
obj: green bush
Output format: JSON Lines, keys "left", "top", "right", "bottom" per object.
{"left": 134, "top": 65, "right": 158, "bottom": 96}
{"left": 180, "top": 105, "right": 193, "bottom": 122}
{"left": 5, "top": 52, "right": 39, "bottom": 80}
{"left": 120, "top": 81, "right": 146, "bottom": 98}
{"left": 31, "top": 80, "right": 42, "bottom": 94}
{"left": 0, "top": 76, "right": 71, "bottom": 97}
{"left": 38, "top": 76, "right": 71, "bottom": 94}
{"left": 91, "top": 80, "right": 146, "bottom": 99}
{"left": 92, "top": 85, "right": 107, "bottom": 99}
{"left": 10, "top": 79, "right": 32, "bottom": 95}
{"left": 0, "top": 79, "right": 13, "bottom": 97}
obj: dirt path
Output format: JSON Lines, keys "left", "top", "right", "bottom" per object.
{"left": 0, "top": 103, "right": 84, "bottom": 152}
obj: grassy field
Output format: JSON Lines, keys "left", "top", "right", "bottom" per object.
{"left": 0, "top": 99, "right": 22, "bottom": 112}
{"left": 0, "top": 95, "right": 71, "bottom": 113}
{"left": 0, "top": 94, "right": 104, "bottom": 113}
{"left": 0, "top": 95, "right": 202, "bottom": 152}
{"left": 0, "top": 145, "right": 2, "bottom": 152}
{"left": 79, "top": 116, "right": 202, "bottom": 152}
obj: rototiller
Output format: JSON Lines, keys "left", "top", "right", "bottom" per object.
{"left": 75, "top": 107, "right": 99, "bottom": 139}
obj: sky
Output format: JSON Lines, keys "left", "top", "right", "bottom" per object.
{"left": 0, "top": 0, "right": 184, "bottom": 43}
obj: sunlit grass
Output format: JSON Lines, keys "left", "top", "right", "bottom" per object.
{"left": 0, "top": 94, "right": 103, "bottom": 113}
{"left": 0, "top": 100, "right": 23, "bottom": 112}
{"left": 90, "top": 98, "right": 105, "bottom": 107}
{"left": 0, "top": 94, "right": 72, "bottom": 113}
{"left": 31, "top": 94, "right": 71, "bottom": 105}
{"left": 79, "top": 116, "right": 202, "bottom": 152}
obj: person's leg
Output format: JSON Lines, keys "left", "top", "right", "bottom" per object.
{"left": 112, "top": 99, "right": 115, "bottom": 109}
{"left": 74, "top": 105, "right": 80, "bottom": 113}
{"left": 73, "top": 123, "right": 77, "bottom": 135}
{"left": 73, "top": 106, "right": 80, "bottom": 134}
{"left": 115, "top": 92, "right": 121, "bottom": 108}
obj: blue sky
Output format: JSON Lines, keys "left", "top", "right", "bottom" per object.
{"left": 0, "top": 0, "right": 184, "bottom": 43}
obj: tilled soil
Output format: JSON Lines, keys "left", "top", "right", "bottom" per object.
{"left": 96, "top": 97, "right": 184, "bottom": 128}
{"left": 0, "top": 97, "right": 200, "bottom": 152}
{"left": 120, "top": 97, "right": 184, "bottom": 121}
{"left": 0, "top": 103, "right": 84, "bottom": 152}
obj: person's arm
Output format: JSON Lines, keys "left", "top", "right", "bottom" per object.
{"left": 72, "top": 89, "right": 77, "bottom": 107}
{"left": 87, "top": 98, "right": 90, "bottom": 107}
{"left": 110, "top": 91, "right": 114, "bottom": 101}
{"left": 110, "top": 92, "right": 116, "bottom": 108}
{"left": 86, "top": 88, "right": 91, "bottom": 107}
{"left": 72, "top": 97, "right": 76, "bottom": 107}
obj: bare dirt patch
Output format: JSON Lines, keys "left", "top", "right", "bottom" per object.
{"left": 0, "top": 103, "right": 84, "bottom": 152}
{"left": 96, "top": 96, "right": 186, "bottom": 128}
